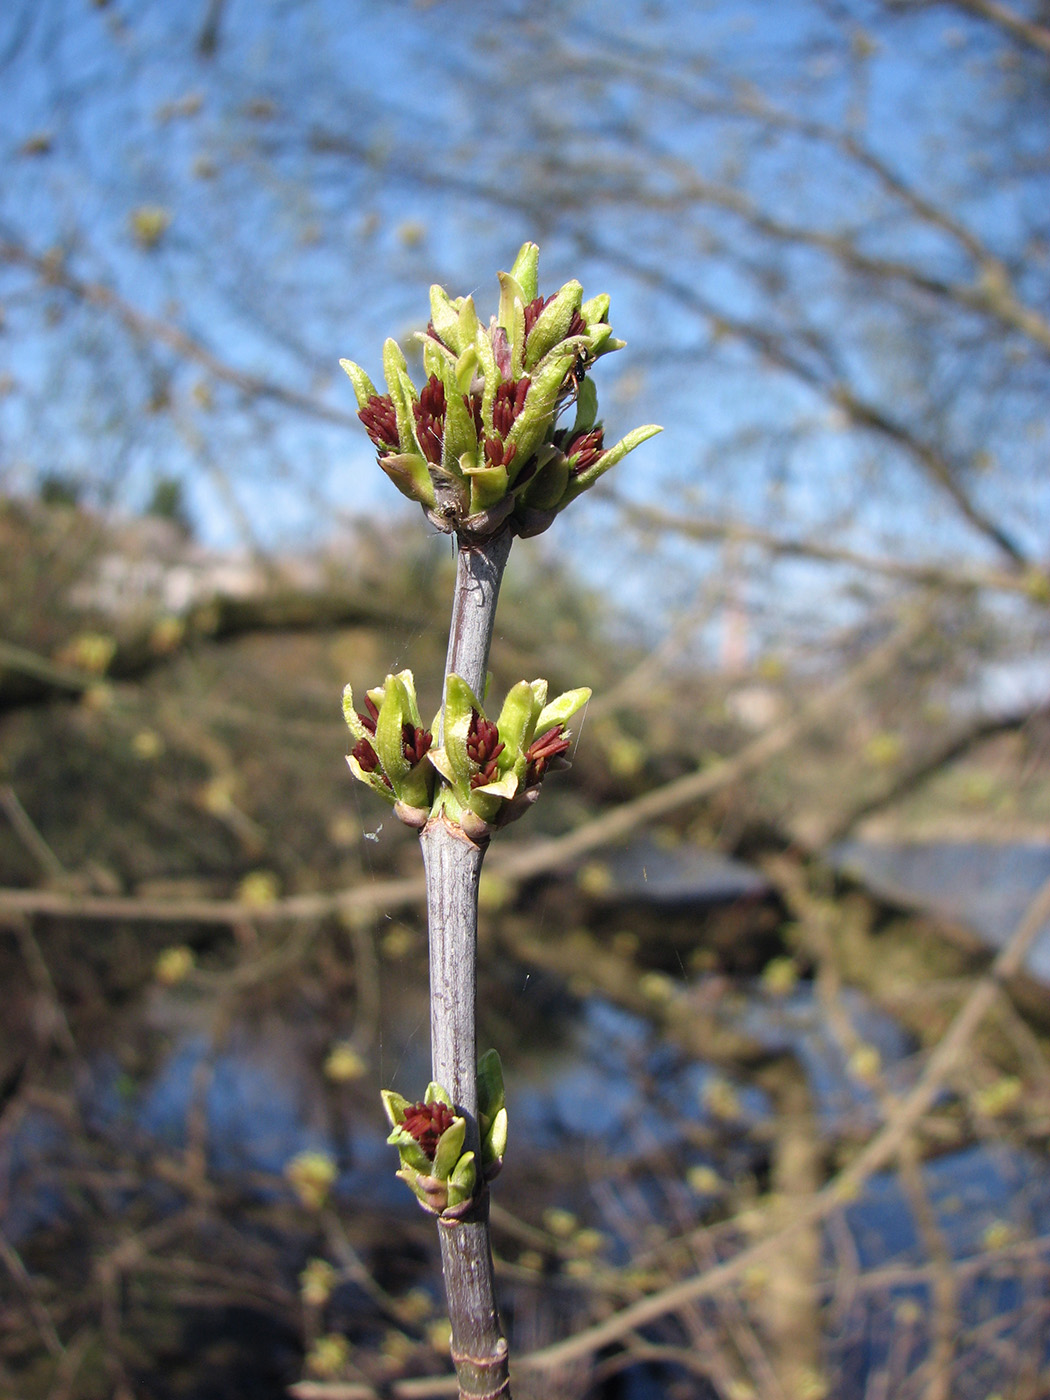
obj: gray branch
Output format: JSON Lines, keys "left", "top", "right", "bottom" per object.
{"left": 420, "top": 527, "right": 513, "bottom": 1399}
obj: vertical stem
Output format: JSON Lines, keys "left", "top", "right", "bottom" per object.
{"left": 422, "top": 819, "right": 509, "bottom": 1398}
{"left": 424, "top": 821, "right": 485, "bottom": 1121}
{"left": 421, "top": 528, "right": 512, "bottom": 1399}
{"left": 441, "top": 529, "right": 513, "bottom": 722}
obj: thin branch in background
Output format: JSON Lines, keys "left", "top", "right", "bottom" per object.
{"left": 494, "top": 604, "right": 931, "bottom": 885}
{"left": 9, "top": 913, "right": 78, "bottom": 1059}
{"left": 0, "top": 601, "right": 942, "bottom": 938}
{"left": 0, "top": 237, "right": 360, "bottom": 432}
{"left": 0, "top": 602, "right": 925, "bottom": 932}
{"left": 196, "top": 0, "right": 225, "bottom": 56}
{"left": 0, "top": 783, "right": 70, "bottom": 885}
{"left": 778, "top": 861, "right": 959, "bottom": 1400}
{"left": 0, "top": 640, "right": 100, "bottom": 701}
{"left": 808, "top": 706, "right": 1044, "bottom": 848}
{"left": 582, "top": 231, "right": 1029, "bottom": 566}
{"left": 0, "top": 1232, "right": 63, "bottom": 1360}
{"left": 585, "top": 579, "right": 726, "bottom": 721}
{"left": 947, "top": 0, "right": 1050, "bottom": 57}
{"left": 0, "top": 583, "right": 420, "bottom": 714}
{"left": 609, "top": 494, "right": 1044, "bottom": 598}
{"left": 516, "top": 870, "right": 1050, "bottom": 1376}
{"left": 595, "top": 144, "right": 1050, "bottom": 353}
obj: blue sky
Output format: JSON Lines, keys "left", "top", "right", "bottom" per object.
{"left": 1, "top": 0, "right": 1047, "bottom": 642}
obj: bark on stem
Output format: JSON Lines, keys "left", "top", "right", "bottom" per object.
{"left": 421, "top": 528, "right": 512, "bottom": 1399}
{"left": 441, "top": 529, "right": 514, "bottom": 723}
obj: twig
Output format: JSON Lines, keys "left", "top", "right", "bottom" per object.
{"left": 582, "top": 231, "right": 1029, "bottom": 565}
{"left": 515, "top": 870, "right": 1050, "bottom": 1374}
{"left": 492, "top": 606, "right": 929, "bottom": 884}
{"left": 0, "top": 1231, "right": 63, "bottom": 1358}
{"left": 288, "top": 1386, "right": 381, "bottom": 1400}
{"left": 610, "top": 496, "right": 1043, "bottom": 598}
{"left": 0, "top": 589, "right": 421, "bottom": 712}
{"left": 777, "top": 860, "right": 959, "bottom": 1398}
{"left": 0, "top": 783, "right": 70, "bottom": 884}
{"left": 420, "top": 531, "right": 512, "bottom": 1399}
{"left": 948, "top": 0, "right": 1050, "bottom": 57}
{"left": 0, "top": 237, "right": 360, "bottom": 431}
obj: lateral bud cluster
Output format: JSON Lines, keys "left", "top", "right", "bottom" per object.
{"left": 342, "top": 670, "right": 435, "bottom": 827}
{"left": 382, "top": 1051, "right": 507, "bottom": 1216}
{"left": 342, "top": 669, "right": 589, "bottom": 834}
{"left": 429, "top": 674, "right": 590, "bottom": 838}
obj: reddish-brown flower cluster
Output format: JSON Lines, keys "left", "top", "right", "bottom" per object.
{"left": 413, "top": 375, "right": 446, "bottom": 466}
{"left": 351, "top": 695, "right": 386, "bottom": 783}
{"left": 566, "top": 309, "right": 587, "bottom": 342}
{"left": 359, "top": 394, "right": 398, "bottom": 452}
{"left": 401, "top": 1099, "right": 455, "bottom": 1160}
{"left": 483, "top": 436, "right": 518, "bottom": 470}
{"left": 467, "top": 709, "right": 505, "bottom": 789}
{"left": 522, "top": 295, "right": 549, "bottom": 341}
{"left": 563, "top": 428, "right": 605, "bottom": 474}
{"left": 351, "top": 695, "right": 431, "bottom": 782}
{"left": 522, "top": 295, "right": 587, "bottom": 348}
{"left": 478, "top": 378, "right": 529, "bottom": 472}
{"left": 363, "top": 306, "right": 592, "bottom": 492}
{"left": 402, "top": 722, "right": 433, "bottom": 765}
{"left": 524, "top": 724, "right": 571, "bottom": 785}
{"left": 492, "top": 378, "right": 529, "bottom": 437}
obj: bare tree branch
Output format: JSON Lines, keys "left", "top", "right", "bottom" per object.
{"left": 0, "top": 236, "right": 360, "bottom": 432}
{"left": 0, "top": 588, "right": 423, "bottom": 712}
{"left": 583, "top": 233, "right": 1030, "bottom": 566}
{"left": 516, "top": 870, "right": 1050, "bottom": 1375}
{"left": 944, "top": 0, "right": 1050, "bottom": 57}
{"left": 610, "top": 495, "right": 1045, "bottom": 596}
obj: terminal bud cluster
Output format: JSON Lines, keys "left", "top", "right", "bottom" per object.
{"left": 341, "top": 241, "right": 660, "bottom": 539}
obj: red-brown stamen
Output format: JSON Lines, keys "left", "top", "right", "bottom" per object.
{"left": 524, "top": 724, "right": 571, "bottom": 784}
{"left": 491, "top": 378, "right": 530, "bottom": 438}
{"left": 351, "top": 736, "right": 392, "bottom": 787}
{"left": 402, "top": 723, "right": 433, "bottom": 765}
{"left": 464, "top": 391, "right": 483, "bottom": 440}
{"left": 523, "top": 293, "right": 555, "bottom": 341}
{"left": 483, "top": 436, "right": 519, "bottom": 470}
{"left": 467, "top": 710, "right": 505, "bottom": 789}
{"left": 566, "top": 428, "right": 605, "bottom": 474}
{"left": 359, "top": 394, "right": 399, "bottom": 452}
{"left": 357, "top": 695, "right": 379, "bottom": 734}
{"left": 401, "top": 1100, "right": 455, "bottom": 1159}
{"left": 413, "top": 375, "right": 446, "bottom": 466}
